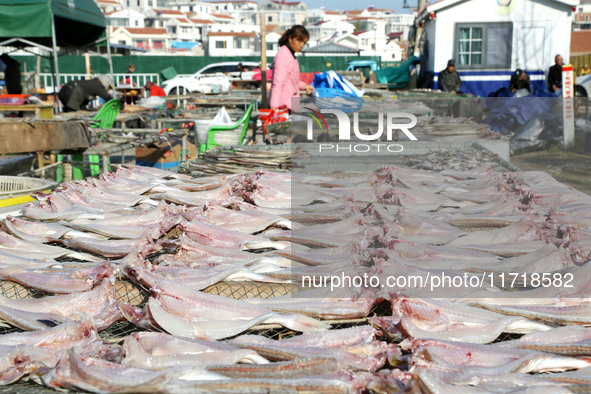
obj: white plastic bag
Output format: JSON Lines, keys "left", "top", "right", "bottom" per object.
{"left": 212, "top": 106, "right": 232, "bottom": 124}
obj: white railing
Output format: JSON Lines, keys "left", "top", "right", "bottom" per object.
{"left": 39, "top": 73, "right": 161, "bottom": 93}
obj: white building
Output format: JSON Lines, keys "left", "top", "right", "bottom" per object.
{"left": 95, "top": 0, "right": 122, "bottom": 13}
{"left": 168, "top": 0, "right": 214, "bottom": 14}
{"left": 105, "top": 8, "right": 146, "bottom": 28}
{"left": 257, "top": 0, "right": 307, "bottom": 29}
{"left": 165, "top": 17, "right": 201, "bottom": 41}
{"left": 416, "top": 0, "right": 578, "bottom": 96}
{"left": 205, "top": 1, "right": 258, "bottom": 23}
{"left": 110, "top": 27, "right": 171, "bottom": 53}
{"left": 207, "top": 31, "right": 255, "bottom": 56}
{"left": 145, "top": 8, "right": 188, "bottom": 28}
{"left": 306, "top": 19, "right": 356, "bottom": 44}
{"left": 335, "top": 28, "right": 402, "bottom": 61}
{"left": 384, "top": 13, "right": 414, "bottom": 37}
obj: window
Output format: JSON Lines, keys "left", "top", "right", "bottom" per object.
{"left": 267, "top": 42, "right": 276, "bottom": 51}
{"left": 202, "top": 65, "right": 225, "bottom": 73}
{"left": 135, "top": 20, "right": 139, "bottom": 27}
{"left": 215, "top": 41, "right": 227, "bottom": 49}
{"left": 126, "top": 0, "right": 129, "bottom": 6}
{"left": 233, "top": 37, "right": 249, "bottom": 49}
{"left": 136, "top": 0, "right": 140, "bottom": 6}
{"left": 153, "top": 41, "right": 164, "bottom": 49}
{"left": 268, "top": 15, "right": 272, "bottom": 22}
{"left": 455, "top": 22, "right": 512, "bottom": 69}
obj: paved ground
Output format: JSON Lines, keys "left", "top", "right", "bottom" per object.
{"left": 510, "top": 145, "right": 591, "bottom": 195}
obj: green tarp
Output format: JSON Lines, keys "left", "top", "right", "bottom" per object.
{"left": 375, "top": 56, "right": 418, "bottom": 88}
{"left": 0, "top": 0, "right": 105, "bottom": 47}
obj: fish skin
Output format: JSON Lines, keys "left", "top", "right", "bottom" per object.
{"left": 0, "top": 231, "right": 101, "bottom": 262}
{"left": 179, "top": 220, "right": 287, "bottom": 250}
{"left": 39, "top": 346, "right": 226, "bottom": 393}
{"left": 2, "top": 216, "right": 69, "bottom": 243}
{"left": 121, "top": 332, "right": 268, "bottom": 370}
{"left": 0, "top": 263, "right": 113, "bottom": 294}
{"left": 62, "top": 235, "right": 160, "bottom": 258}
{"left": 206, "top": 357, "right": 342, "bottom": 379}
{"left": 0, "top": 279, "right": 122, "bottom": 331}
{"left": 0, "top": 319, "right": 100, "bottom": 385}
{"left": 142, "top": 280, "right": 329, "bottom": 340}
{"left": 389, "top": 297, "right": 550, "bottom": 344}
{"left": 0, "top": 304, "right": 70, "bottom": 331}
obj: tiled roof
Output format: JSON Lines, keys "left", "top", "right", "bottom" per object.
{"left": 118, "top": 27, "right": 168, "bottom": 35}
{"left": 352, "top": 30, "right": 367, "bottom": 35}
{"left": 208, "top": 31, "right": 255, "bottom": 37}
{"left": 152, "top": 9, "right": 185, "bottom": 15}
{"left": 210, "top": 13, "right": 235, "bottom": 19}
{"left": 190, "top": 18, "right": 215, "bottom": 24}
{"left": 176, "top": 18, "right": 192, "bottom": 23}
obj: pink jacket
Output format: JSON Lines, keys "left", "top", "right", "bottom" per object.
{"left": 269, "top": 45, "right": 306, "bottom": 110}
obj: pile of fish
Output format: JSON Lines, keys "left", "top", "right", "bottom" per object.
{"left": 1, "top": 163, "right": 591, "bottom": 392}
{"left": 182, "top": 149, "right": 291, "bottom": 175}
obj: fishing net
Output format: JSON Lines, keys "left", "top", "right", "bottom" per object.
{"left": 0, "top": 280, "right": 45, "bottom": 300}
{"left": 202, "top": 281, "right": 293, "bottom": 300}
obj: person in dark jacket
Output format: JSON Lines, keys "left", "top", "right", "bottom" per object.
{"left": 58, "top": 75, "right": 114, "bottom": 112}
{"left": 438, "top": 59, "right": 461, "bottom": 93}
{"left": 0, "top": 54, "right": 22, "bottom": 94}
{"left": 509, "top": 69, "right": 531, "bottom": 93}
{"left": 547, "top": 54, "right": 563, "bottom": 95}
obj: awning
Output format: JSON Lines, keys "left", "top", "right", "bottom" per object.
{"left": 0, "top": 0, "right": 106, "bottom": 47}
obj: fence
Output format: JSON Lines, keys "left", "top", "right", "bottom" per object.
{"left": 38, "top": 73, "right": 160, "bottom": 93}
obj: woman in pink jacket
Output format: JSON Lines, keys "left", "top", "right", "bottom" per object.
{"left": 268, "top": 25, "right": 315, "bottom": 111}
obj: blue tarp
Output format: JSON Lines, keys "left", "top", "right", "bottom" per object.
{"left": 483, "top": 89, "right": 558, "bottom": 133}
{"left": 170, "top": 41, "right": 200, "bottom": 50}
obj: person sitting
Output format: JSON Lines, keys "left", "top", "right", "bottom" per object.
{"left": 58, "top": 75, "right": 116, "bottom": 112}
{"left": 0, "top": 54, "right": 22, "bottom": 94}
{"left": 145, "top": 81, "right": 166, "bottom": 97}
{"left": 438, "top": 59, "right": 461, "bottom": 93}
{"left": 509, "top": 69, "right": 531, "bottom": 94}
{"left": 547, "top": 54, "right": 563, "bottom": 96}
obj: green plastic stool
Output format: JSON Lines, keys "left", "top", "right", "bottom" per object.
{"left": 70, "top": 99, "right": 122, "bottom": 179}
{"left": 200, "top": 101, "right": 255, "bottom": 153}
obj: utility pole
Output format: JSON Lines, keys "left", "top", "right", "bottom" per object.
{"left": 260, "top": 12, "right": 268, "bottom": 109}
{"left": 413, "top": 0, "right": 426, "bottom": 57}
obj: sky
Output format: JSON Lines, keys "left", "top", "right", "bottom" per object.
{"left": 298, "top": 0, "right": 414, "bottom": 14}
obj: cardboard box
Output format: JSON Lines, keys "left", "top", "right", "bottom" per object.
{"left": 135, "top": 137, "right": 197, "bottom": 169}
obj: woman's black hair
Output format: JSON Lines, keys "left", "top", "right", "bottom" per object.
{"left": 278, "top": 25, "right": 309, "bottom": 47}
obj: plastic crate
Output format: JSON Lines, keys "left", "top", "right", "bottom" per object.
{"left": 161, "top": 66, "right": 178, "bottom": 80}
{"left": 0, "top": 176, "right": 55, "bottom": 208}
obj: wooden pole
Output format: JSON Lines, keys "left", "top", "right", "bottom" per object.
{"left": 260, "top": 12, "right": 268, "bottom": 109}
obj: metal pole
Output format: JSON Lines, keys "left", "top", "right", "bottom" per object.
{"left": 413, "top": 0, "right": 427, "bottom": 57}
{"left": 102, "top": 153, "right": 110, "bottom": 173}
{"left": 181, "top": 131, "right": 187, "bottom": 162}
{"left": 260, "top": 12, "right": 268, "bottom": 109}
{"left": 51, "top": 15, "right": 61, "bottom": 112}
{"left": 106, "top": 26, "right": 114, "bottom": 83}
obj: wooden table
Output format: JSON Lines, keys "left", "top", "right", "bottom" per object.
{"left": 0, "top": 104, "right": 54, "bottom": 119}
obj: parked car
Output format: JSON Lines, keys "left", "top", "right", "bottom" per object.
{"left": 576, "top": 73, "right": 591, "bottom": 97}
{"left": 161, "top": 61, "right": 261, "bottom": 95}
{"left": 346, "top": 60, "right": 380, "bottom": 81}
